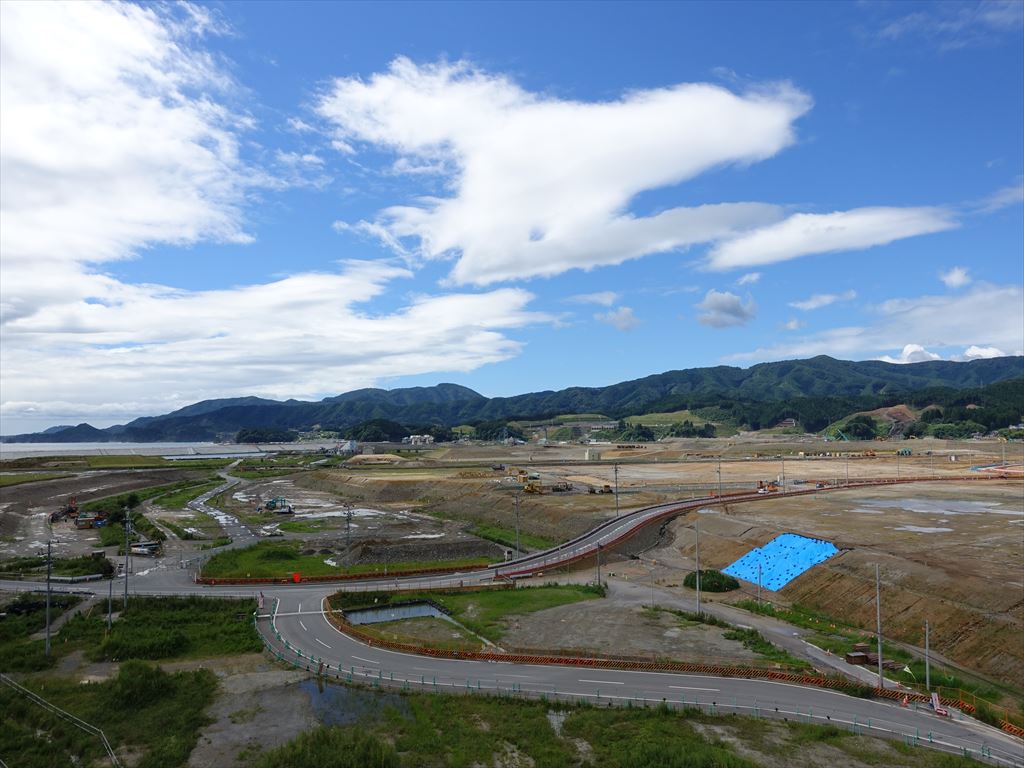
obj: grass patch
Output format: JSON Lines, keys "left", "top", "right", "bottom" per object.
{"left": 151, "top": 478, "right": 224, "bottom": 510}
{"left": 200, "top": 536, "right": 232, "bottom": 550}
{"left": 0, "top": 661, "right": 216, "bottom": 768}
{"left": 0, "top": 593, "right": 82, "bottom": 672}
{"left": 0, "top": 553, "right": 112, "bottom": 578}
{"left": 356, "top": 616, "right": 484, "bottom": 652}
{"left": 81, "top": 475, "right": 221, "bottom": 518}
{"left": 334, "top": 584, "right": 605, "bottom": 644}
{"left": 202, "top": 540, "right": 493, "bottom": 579}
{"left": 278, "top": 518, "right": 331, "bottom": 533}
{"left": 253, "top": 726, "right": 398, "bottom": 768}
{"left": 469, "top": 522, "right": 555, "bottom": 551}
{"left": 0, "top": 472, "right": 66, "bottom": 487}
{"left": 57, "top": 595, "right": 261, "bottom": 661}
{"left": 722, "top": 627, "right": 810, "bottom": 668}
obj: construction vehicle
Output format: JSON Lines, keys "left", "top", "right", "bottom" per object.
{"left": 264, "top": 496, "right": 288, "bottom": 511}
{"left": 523, "top": 481, "right": 543, "bottom": 494}
{"left": 757, "top": 480, "right": 780, "bottom": 494}
{"left": 551, "top": 482, "right": 573, "bottom": 492}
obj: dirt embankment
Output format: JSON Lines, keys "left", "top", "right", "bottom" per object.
{"left": 661, "top": 485, "right": 1024, "bottom": 689}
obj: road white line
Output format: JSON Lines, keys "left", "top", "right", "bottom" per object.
{"left": 299, "top": 620, "right": 308, "bottom": 631}
{"left": 669, "top": 685, "right": 720, "bottom": 692}
{"left": 579, "top": 679, "right": 625, "bottom": 685}
{"left": 315, "top": 638, "right": 331, "bottom": 649}
{"left": 297, "top": 602, "right": 302, "bottom": 613}
{"left": 352, "top": 655, "right": 380, "bottom": 665}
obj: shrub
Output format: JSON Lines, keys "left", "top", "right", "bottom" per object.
{"left": 683, "top": 569, "right": 739, "bottom": 592}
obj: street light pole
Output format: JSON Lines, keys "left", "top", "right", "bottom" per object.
{"left": 875, "top": 563, "right": 884, "bottom": 689}
{"left": 695, "top": 516, "right": 702, "bottom": 616}
{"left": 123, "top": 510, "right": 131, "bottom": 607}
{"left": 614, "top": 463, "right": 620, "bottom": 516}
{"left": 45, "top": 539, "right": 52, "bottom": 657}
{"left": 514, "top": 492, "right": 521, "bottom": 556}
{"left": 925, "top": 619, "right": 931, "bottom": 692}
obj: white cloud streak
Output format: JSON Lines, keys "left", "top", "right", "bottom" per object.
{"left": 568, "top": 291, "right": 619, "bottom": 307}
{"left": 737, "top": 272, "right": 761, "bottom": 285}
{"left": 789, "top": 289, "right": 857, "bottom": 311}
{"left": 706, "top": 207, "right": 957, "bottom": 271}
{"left": 317, "top": 57, "right": 811, "bottom": 285}
{"left": 729, "top": 284, "right": 1024, "bottom": 363}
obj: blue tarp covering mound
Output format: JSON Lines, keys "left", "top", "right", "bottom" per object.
{"left": 722, "top": 533, "right": 839, "bottom": 591}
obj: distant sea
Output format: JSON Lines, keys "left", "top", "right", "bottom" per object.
{"left": 0, "top": 440, "right": 335, "bottom": 460}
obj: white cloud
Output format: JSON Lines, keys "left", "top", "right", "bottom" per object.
{"left": 974, "top": 179, "right": 1024, "bottom": 213}
{"left": 737, "top": 272, "right": 761, "bottom": 285}
{"left": 696, "top": 290, "right": 756, "bottom": 328}
{"left": 877, "top": 1, "right": 1024, "bottom": 50}
{"left": 594, "top": 306, "right": 640, "bottom": 331}
{"left": 789, "top": 289, "right": 857, "bottom": 311}
{"left": 706, "top": 207, "right": 957, "bottom": 271}
{"left": 939, "top": 266, "right": 971, "bottom": 288}
{"left": 729, "top": 284, "right": 1024, "bottom": 363}
{"left": 783, "top": 318, "right": 804, "bottom": 331}
{"left": 567, "top": 291, "right": 618, "bottom": 307}
{"left": 962, "top": 345, "right": 1008, "bottom": 360}
{"left": 317, "top": 57, "right": 811, "bottom": 285}
{"left": 0, "top": 5, "right": 551, "bottom": 433}
{"left": 877, "top": 344, "right": 943, "bottom": 364}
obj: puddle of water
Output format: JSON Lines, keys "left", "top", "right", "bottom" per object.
{"left": 861, "top": 499, "right": 1003, "bottom": 516}
{"left": 346, "top": 602, "right": 447, "bottom": 625}
{"left": 893, "top": 526, "right": 954, "bottom": 534}
{"left": 300, "top": 679, "right": 410, "bottom": 726}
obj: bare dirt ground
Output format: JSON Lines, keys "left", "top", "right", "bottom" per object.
{"left": 648, "top": 481, "right": 1024, "bottom": 688}
{"left": 0, "top": 469, "right": 205, "bottom": 560}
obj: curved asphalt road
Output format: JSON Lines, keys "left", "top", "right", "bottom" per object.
{"left": 5, "top": 477, "right": 1022, "bottom": 765}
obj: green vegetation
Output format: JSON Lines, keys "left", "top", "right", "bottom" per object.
{"left": 236, "top": 427, "right": 299, "bottom": 443}
{"left": 0, "top": 661, "right": 216, "bottom": 768}
{"left": 203, "top": 540, "right": 493, "bottom": 579}
{"left": 0, "top": 553, "right": 112, "bottom": 578}
{"left": 151, "top": 478, "right": 224, "bottom": 510}
{"left": 253, "top": 726, "right": 399, "bottom": 768}
{"left": 734, "top": 600, "right": 1006, "bottom": 701}
{"left": 0, "top": 593, "right": 81, "bottom": 672}
{"left": 334, "top": 584, "right": 604, "bottom": 644}
{"left": 278, "top": 518, "right": 330, "bottom": 533}
{"left": 469, "top": 522, "right": 555, "bottom": 551}
{"left": 58, "top": 596, "right": 261, "bottom": 661}
{"left": 683, "top": 569, "right": 739, "bottom": 592}
{"left": 0, "top": 472, "right": 66, "bottom": 487}
{"left": 722, "top": 627, "right": 809, "bottom": 668}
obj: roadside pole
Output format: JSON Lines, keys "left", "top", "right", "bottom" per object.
{"left": 45, "top": 539, "right": 52, "bottom": 657}
{"left": 514, "top": 492, "right": 521, "bottom": 556}
{"left": 876, "top": 563, "right": 883, "bottom": 689}
{"left": 123, "top": 511, "right": 131, "bottom": 608}
{"left": 925, "top": 619, "right": 931, "bottom": 692}
{"left": 614, "top": 463, "right": 619, "bottom": 516}
{"left": 695, "top": 517, "right": 701, "bottom": 616}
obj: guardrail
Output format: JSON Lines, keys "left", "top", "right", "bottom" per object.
{"left": 1, "top": 673, "right": 121, "bottom": 767}
{"left": 252, "top": 612, "right": 1021, "bottom": 767}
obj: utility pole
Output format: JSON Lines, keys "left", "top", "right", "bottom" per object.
{"left": 875, "top": 563, "right": 883, "bottom": 689}
{"left": 757, "top": 561, "right": 762, "bottom": 607}
{"left": 695, "top": 517, "right": 702, "bottom": 615}
{"left": 925, "top": 620, "right": 931, "bottom": 692}
{"left": 107, "top": 574, "right": 113, "bottom": 630}
{"left": 123, "top": 510, "right": 131, "bottom": 607}
{"left": 45, "top": 539, "right": 52, "bottom": 657}
{"left": 514, "top": 492, "right": 521, "bottom": 556}
{"left": 595, "top": 543, "right": 602, "bottom": 587}
{"left": 614, "top": 463, "right": 620, "bottom": 516}
{"left": 344, "top": 503, "right": 353, "bottom": 548}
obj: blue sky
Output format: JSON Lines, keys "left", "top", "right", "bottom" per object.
{"left": 1, "top": 0, "right": 1022, "bottom": 433}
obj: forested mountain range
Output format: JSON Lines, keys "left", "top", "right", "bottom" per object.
{"left": 4, "top": 355, "right": 1022, "bottom": 443}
